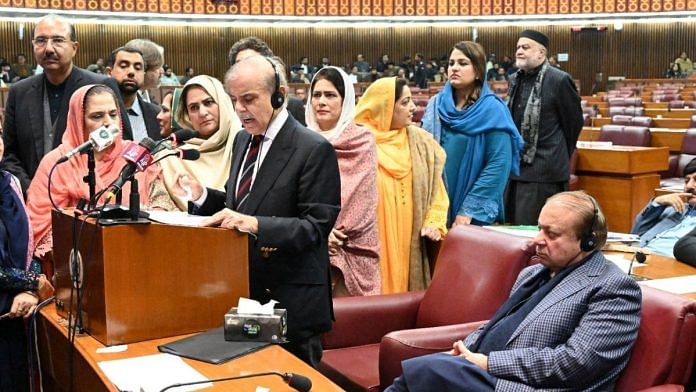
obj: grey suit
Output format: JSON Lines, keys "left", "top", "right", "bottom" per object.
{"left": 1, "top": 66, "right": 133, "bottom": 192}
{"left": 135, "top": 93, "right": 162, "bottom": 141}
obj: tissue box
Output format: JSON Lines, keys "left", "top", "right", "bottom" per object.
{"left": 224, "top": 307, "right": 287, "bottom": 343}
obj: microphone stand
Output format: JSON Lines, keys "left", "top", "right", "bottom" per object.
{"left": 83, "top": 150, "right": 97, "bottom": 209}
{"left": 128, "top": 177, "right": 148, "bottom": 221}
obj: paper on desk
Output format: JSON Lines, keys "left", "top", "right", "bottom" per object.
{"left": 639, "top": 275, "right": 696, "bottom": 294}
{"left": 98, "top": 353, "right": 211, "bottom": 392}
{"left": 486, "top": 226, "right": 640, "bottom": 243}
{"left": 146, "top": 211, "right": 208, "bottom": 227}
{"left": 604, "top": 253, "right": 646, "bottom": 274}
{"left": 237, "top": 297, "right": 278, "bottom": 315}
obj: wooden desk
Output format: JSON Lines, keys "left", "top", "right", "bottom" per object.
{"left": 591, "top": 117, "right": 690, "bottom": 129}
{"left": 579, "top": 127, "right": 685, "bottom": 152}
{"left": 37, "top": 307, "right": 344, "bottom": 392}
{"left": 576, "top": 146, "right": 669, "bottom": 232}
{"left": 606, "top": 251, "right": 696, "bottom": 300}
{"left": 645, "top": 108, "right": 696, "bottom": 118}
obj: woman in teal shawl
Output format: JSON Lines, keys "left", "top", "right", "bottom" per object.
{"left": 422, "top": 41, "right": 524, "bottom": 226}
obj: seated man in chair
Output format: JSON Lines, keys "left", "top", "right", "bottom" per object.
{"left": 631, "top": 157, "right": 696, "bottom": 257}
{"left": 385, "top": 191, "right": 641, "bottom": 391}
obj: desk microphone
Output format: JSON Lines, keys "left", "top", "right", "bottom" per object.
{"left": 159, "top": 371, "right": 312, "bottom": 392}
{"left": 628, "top": 251, "right": 648, "bottom": 281}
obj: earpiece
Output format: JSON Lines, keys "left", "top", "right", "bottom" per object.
{"left": 265, "top": 57, "right": 285, "bottom": 110}
{"left": 579, "top": 195, "right": 599, "bottom": 252}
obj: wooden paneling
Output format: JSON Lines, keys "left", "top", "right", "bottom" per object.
{"left": 1, "top": 21, "right": 696, "bottom": 91}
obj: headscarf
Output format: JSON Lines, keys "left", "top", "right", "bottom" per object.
{"left": 354, "top": 77, "right": 411, "bottom": 179}
{"left": 170, "top": 87, "right": 183, "bottom": 131}
{"left": 159, "top": 75, "right": 240, "bottom": 210}
{"left": 26, "top": 84, "right": 154, "bottom": 257}
{"left": 305, "top": 66, "right": 356, "bottom": 141}
{"left": 431, "top": 80, "right": 524, "bottom": 223}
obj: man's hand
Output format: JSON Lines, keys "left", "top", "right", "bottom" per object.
{"left": 202, "top": 208, "right": 259, "bottom": 234}
{"left": 420, "top": 226, "right": 442, "bottom": 241}
{"left": 10, "top": 292, "right": 39, "bottom": 319}
{"left": 328, "top": 228, "right": 347, "bottom": 255}
{"left": 452, "top": 215, "right": 473, "bottom": 227}
{"left": 172, "top": 173, "right": 203, "bottom": 201}
{"left": 449, "top": 340, "right": 488, "bottom": 370}
{"left": 653, "top": 193, "right": 691, "bottom": 214}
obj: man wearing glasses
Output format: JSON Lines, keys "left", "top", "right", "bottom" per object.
{"left": 1, "top": 14, "right": 132, "bottom": 192}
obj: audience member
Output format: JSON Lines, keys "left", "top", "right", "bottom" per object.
{"left": 433, "top": 66, "right": 447, "bottom": 83}
{"left": 291, "top": 68, "right": 310, "bottom": 83}
{"left": 0, "top": 125, "right": 53, "bottom": 392}
{"left": 184, "top": 56, "right": 340, "bottom": 367}
{"left": 354, "top": 77, "right": 448, "bottom": 294}
{"left": 666, "top": 62, "right": 681, "bottom": 79}
{"left": 347, "top": 66, "right": 359, "bottom": 84}
{"left": 294, "top": 86, "right": 307, "bottom": 103}
{"left": 291, "top": 56, "right": 314, "bottom": 78}
{"left": 413, "top": 53, "right": 427, "bottom": 89}
{"left": 0, "top": 62, "right": 15, "bottom": 83}
{"left": 422, "top": 41, "right": 524, "bottom": 227}
{"left": 317, "top": 56, "right": 331, "bottom": 71}
{"left": 631, "top": 157, "right": 696, "bottom": 257}
{"left": 306, "top": 66, "right": 380, "bottom": 297}
{"left": 179, "top": 66, "right": 195, "bottom": 85}
{"left": 26, "top": 84, "right": 154, "bottom": 267}
{"left": 486, "top": 62, "right": 501, "bottom": 80}
{"left": 675, "top": 51, "right": 693, "bottom": 77}
{"left": 227, "top": 36, "right": 306, "bottom": 126}
{"left": 10, "top": 53, "right": 34, "bottom": 80}
{"left": 149, "top": 75, "right": 240, "bottom": 211}
{"left": 157, "top": 90, "right": 174, "bottom": 137}
{"left": 504, "top": 29, "right": 583, "bottom": 225}
{"left": 494, "top": 67, "right": 508, "bottom": 81}
{"left": 375, "top": 54, "right": 391, "bottom": 73}
{"left": 86, "top": 57, "right": 105, "bottom": 74}
{"left": 386, "top": 191, "right": 641, "bottom": 392}
{"left": 124, "top": 38, "right": 164, "bottom": 102}
{"left": 106, "top": 46, "right": 161, "bottom": 141}
{"left": 159, "top": 64, "right": 180, "bottom": 86}
{"left": 2, "top": 14, "right": 132, "bottom": 193}
{"left": 352, "top": 53, "right": 370, "bottom": 73}
{"left": 673, "top": 226, "right": 696, "bottom": 266}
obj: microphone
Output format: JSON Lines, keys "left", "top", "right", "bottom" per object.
{"left": 56, "top": 124, "right": 119, "bottom": 164}
{"left": 178, "top": 149, "right": 200, "bottom": 161}
{"left": 628, "top": 251, "right": 648, "bottom": 281}
{"left": 152, "top": 128, "right": 199, "bottom": 154}
{"left": 105, "top": 137, "right": 157, "bottom": 200}
{"left": 159, "top": 371, "right": 312, "bottom": 392}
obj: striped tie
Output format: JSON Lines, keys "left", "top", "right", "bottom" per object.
{"left": 235, "top": 135, "right": 263, "bottom": 209}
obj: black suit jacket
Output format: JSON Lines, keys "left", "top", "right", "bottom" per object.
{"left": 136, "top": 94, "right": 163, "bottom": 140}
{"left": 673, "top": 226, "right": 696, "bottom": 267}
{"left": 1, "top": 66, "right": 133, "bottom": 192}
{"left": 194, "top": 115, "right": 341, "bottom": 341}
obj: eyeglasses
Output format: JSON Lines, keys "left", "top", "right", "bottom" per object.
{"left": 32, "top": 36, "right": 71, "bottom": 48}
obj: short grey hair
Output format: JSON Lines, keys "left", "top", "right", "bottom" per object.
{"left": 225, "top": 55, "right": 288, "bottom": 109}
{"left": 125, "top": 38, "right": 164, "bottom": 70}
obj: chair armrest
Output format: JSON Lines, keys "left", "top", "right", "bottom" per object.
{"left": 378, "top": 321, "right": 487, "bottom": 389}
{"left": 321, "top": 291, "right": 426, "bottom": 349}
{"left": 636, "top": 386, "right": 684, "bottom": 392}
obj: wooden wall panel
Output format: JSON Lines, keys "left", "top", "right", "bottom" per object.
{"left": 1, "top": 21, "right": 694, "bottom": 91}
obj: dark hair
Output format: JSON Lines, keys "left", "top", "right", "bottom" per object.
{"left": 36, "top": 14, "right": 77, "bottom": 41}
{"left": 449, "top": 41, "right": 487, "bottom": 106}
{"left": 227, "top": 36, "right": 273, "bottom": 65}
{"left": 83, "top": 84, "right": 118, "bottom": 109}
{"left": 311, "top": 68, "right": 345, "bottom": 100}
{"left": 108, "top": 46, "right": 144, "bottom": 68}
{"left": 684, "top": 157, "right": 696, "bottom": 177}
{"left": 395, "top": 78, "right": 409, "bottom": 101}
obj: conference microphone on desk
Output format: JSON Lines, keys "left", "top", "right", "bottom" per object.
{"left": 159, "top": 371, "right": 312, "bottom": 392}
{"left": 628, "top": 251, "right": 649, "bottom": 281}
{"left": 56, "top": 124, "right": 119, "bottom": 164}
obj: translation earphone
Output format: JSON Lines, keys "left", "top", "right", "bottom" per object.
{"left": 579, "top": 195, "right": 599, "bottom": 252}
{"left": 265, "top": 57, "right": 285, "bottom": 110}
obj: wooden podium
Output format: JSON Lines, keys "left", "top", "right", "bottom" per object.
{"left": 576, "top": 146, "right": 669, "bottom": 232}
{"left": 52, "top": 210, "right": 249, "bottom": 346}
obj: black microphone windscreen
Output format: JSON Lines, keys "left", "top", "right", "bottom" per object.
{"left": 139, "top": 137, "right": 157, "bottom": 150}
{"left": 173, "top": 128, "right": 199, "bottom": 142}
{"left": 284, "top": 373, "right": 312, "bottom": 392}
{"left": 635, "top": 251, "right": 647, "bottom": 263}
{"left": 180, "top": 149, "right": 200, "bottom": 161}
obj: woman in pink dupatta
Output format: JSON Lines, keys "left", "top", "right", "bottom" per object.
{"left": 26, "top": 84, "right": 154, "bottom": 273}
{"left": 306, "top": 66, "right": 380, "bottom": 296}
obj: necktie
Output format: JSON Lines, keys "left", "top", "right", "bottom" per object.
{"left": 235, "top": 135, "right": 263, "bottom": 209}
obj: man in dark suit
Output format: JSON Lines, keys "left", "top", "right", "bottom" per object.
{"left": 386, "top": 192, "right": 641, "bottom": 391}
{"left": 1, "top": 14, "right": 133, "bottom": 192}
{"left": 183, "top": 55, "right": 340, "bottom": 367}
{"left": 106, "top": 46, "right": 161, "bottom": 141}
{"left": 505, "top": 30, "right": 584, "bottom": 225}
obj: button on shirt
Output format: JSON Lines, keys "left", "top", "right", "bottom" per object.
{"left": 127, "top": 98, "right": 148, "bottom": 142}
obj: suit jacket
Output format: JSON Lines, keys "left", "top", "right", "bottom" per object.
{"left": 673, "top": 226, "right": 696, "bottom": 266}
{"left": 193, "top": 114, "right": 341, "bottom": 341}
{"left": 286, "top": 96, "right": 306, "bottom": 126}
{"left": 630, "top": 201, "right": 685, "bottom": 246}
{"left": 1, "top": 66, "right": 133, "bottom": 192}
{"left": 137, "top": 93, "right": 163, "bottom": 140}
{"left": 462, "top": 252, "right": 641, "bottom": 391}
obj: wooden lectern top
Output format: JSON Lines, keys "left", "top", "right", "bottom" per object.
{"left": 576, "top": 146, "right": 669, "bottom": 175}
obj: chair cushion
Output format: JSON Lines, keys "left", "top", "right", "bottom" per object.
{"left": 612, "top": 114, "right": 634, "bottom": 125}
{"left": 320, "top": 344, "right": 381, "bottom": 392}
{"left": 682, "top": 128, "right": 696, "bottom": 154}
{"left": 599, "top": 125, "right": 650, "bottom": 146}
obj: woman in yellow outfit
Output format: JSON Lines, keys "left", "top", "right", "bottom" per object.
{"left": 355, "top": 77, "right": 449, "bottom": 294}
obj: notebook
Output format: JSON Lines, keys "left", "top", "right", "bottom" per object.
{"left": 158, "top": 327, "right": 270, "bottom": 365}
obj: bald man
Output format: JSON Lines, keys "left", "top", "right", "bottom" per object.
{"left": 186, "top": 55, "right": 341, "bottom": 367}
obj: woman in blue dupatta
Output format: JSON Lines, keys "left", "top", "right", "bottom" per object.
{"left": 0, "top": 127, "right": 53, "bottom": 391}
{"left": 422, "top": 41, "right": 524, "bottom": 227}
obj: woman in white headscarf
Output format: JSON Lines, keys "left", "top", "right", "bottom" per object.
{"left": 149, "top": 75, "right": 241, "bottom": 211}
{"left": 305, "top": 66, "right": 380, "bottom": 296}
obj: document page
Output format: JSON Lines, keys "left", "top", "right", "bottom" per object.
{"left": 98, "top": 353, "right": 211, "bottom": 392}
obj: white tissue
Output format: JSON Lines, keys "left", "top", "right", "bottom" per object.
{"left": 237, "top": 297, "right": 278, "bottom": 315}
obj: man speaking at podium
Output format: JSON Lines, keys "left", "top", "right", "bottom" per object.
{"left": 180, "top": 55, "right": 341, "bottom": 367}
